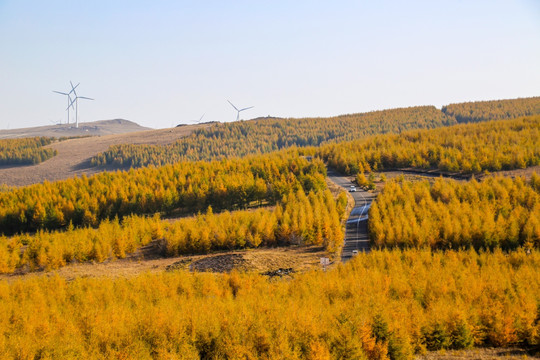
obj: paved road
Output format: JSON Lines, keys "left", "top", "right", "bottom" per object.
{"left": 327, "top": 170, "right": 377, "bottom": 262}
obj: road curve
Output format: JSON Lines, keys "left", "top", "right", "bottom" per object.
{"left": 327, "top": 169, "right": 377, "bottom": 262}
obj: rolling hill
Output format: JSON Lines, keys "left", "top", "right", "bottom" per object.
{"left": 0, "top": 121, "right": 212, "bottom": 186}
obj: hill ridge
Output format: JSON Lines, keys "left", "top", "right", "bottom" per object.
{"left": 0, "top": 119, "right": 151, "bottom": 139}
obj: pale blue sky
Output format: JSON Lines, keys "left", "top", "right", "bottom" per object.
{"left": 1, "top": 1, "right": 539, "bottom": 129}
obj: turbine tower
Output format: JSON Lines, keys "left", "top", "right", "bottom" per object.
{"left": 53, "top": 82, "right": 79, "bottom": 124}
{"left": 68, "top": 81, "right": 94, "bottom": 128}
{"left": 227, "top": 100, "right": 253, "bottom": 121}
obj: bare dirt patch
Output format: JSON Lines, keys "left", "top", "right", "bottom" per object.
{"left": 165, "top": 246, "right": 329, "bottom": 274}
{"left": 0, "top": 122, "right": 212, "bottom": 187}
{"left": 189, "top": 254, "right": 248, "bottom": 273}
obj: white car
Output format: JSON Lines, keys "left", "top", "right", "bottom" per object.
{"left": 352, "top": 250, "right": 359, "bottom": 256}
{"left": 349, "top": 186, "right": 357, "bottom": 192}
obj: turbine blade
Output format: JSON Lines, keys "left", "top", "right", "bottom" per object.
{"left": 227, "top": 100, "right": 239, "bottom": 111}
{"left": 53, "top": 91, "right": 69, "bottom": 95}
{"left": 78, "top": 96, "right": 94, "bottom": 100}
{"left": 69, "top": 82, "right": 80, "bottom": 96}
{"left": 198, "top": 114, "right": 205, "bottom": 123}
{"left": 239, "top": 106, "right": 254, "bottom": 111}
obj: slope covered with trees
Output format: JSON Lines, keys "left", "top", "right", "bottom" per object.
{"left": 91, "top": 106, "right": 455, "bottom": 167}
{"left": 369, "top": 175, "right": 540, "bottom": 250}
{"left": 442, "top": 96, "right": 540, "bottom": 123}
{"left": 0, "top": 189, "right": 347, "bottom": 273}
{"left": 0, "top": 249, "right": 538, "bottom": 359}
{"left": 90, "top": 96, "right": 540, "bottom": 169}
{"left": 0, "top": 150, "right": 326, "bottom": 234}
{"left": 0, "top": 137, "right": 57, "bottom": 166}
{"left": 165, "top": 189, "right": 347, "bottom": 257}
{"left": 320, "top": 115, "right": 540, "bottom": 175}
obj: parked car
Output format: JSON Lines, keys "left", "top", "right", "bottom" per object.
{"left": 352, "top": 250, "right": 359, "bottom": 256}
{"left": 349, "top": 186, "right": 357, "bottom": 192}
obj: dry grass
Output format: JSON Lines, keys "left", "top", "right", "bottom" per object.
{"left": 0, "top": 119, "right": 149, "bottom": 139}
{"left": 416, "top": 347, "right": 539, "bottom": 360}
{"left": 481, "top": 165, "right": 540, "bottom": 180}
{"left": 381, "top": 166, "right": 540, "bottom": 183}
{"left": 0, "top": 244, "right": 329, "bottom": 282}
{"left": 0, "top": 122, "right": 212, "bottom": 187}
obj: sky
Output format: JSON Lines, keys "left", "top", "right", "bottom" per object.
{"left": 0, "top": 1, "right": 539, "bottom": 129}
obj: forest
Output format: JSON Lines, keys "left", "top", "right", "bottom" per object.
{"left": 0, "top": 189, "right": 347, "bottom": 273}
{"left": 320, "top": 115, "right": 540, "bottom": 175}
{"left": 369, "top": 175, "right": 540, "bottom": 250}
{"left": 0, "top": 136, "right": 57, "bottom": 166}
{"left": 0, "top": 249, "right": 537, "bottom": 359}
{"left": 0, "top": 96, "right": 539, "bottom": 358}
{"left": 165, "top": 189, "right": 347, "bottom": 256}
{"left": 0, "top": 150, "right": 327, "bottom": 234}
{"left": 442, "top": 96, "right": 540, "bottom": 123}
{"left": 90, "top": 96, "right": 540, "bottom": 169}
{"left": 91, "top": 106, "right": 455, "bottom": 167}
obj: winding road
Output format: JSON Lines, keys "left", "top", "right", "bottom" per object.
{"left": 327, "top": 170, "right": 377, "bottom": 262}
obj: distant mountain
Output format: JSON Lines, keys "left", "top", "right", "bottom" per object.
{"left": 0, "top": 119, "right": 151, "bottom": 139}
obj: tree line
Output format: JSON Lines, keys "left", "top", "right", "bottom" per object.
{"left": 0, "top": 215, "right": 161, "bottom": 273}
{"left": 165, "top": 189, "right": 347, "bottom": 257}
{"left": 91, "top": 106, "right": 455, "bottom": 167}
{"left": 90, "top": 96, "right": 540, "bottom": 169}
{"left": 0, "top": 136, "right": 57, "bottom": 166}
{"left": 319, "top": 115, "right": 540, "bottom": 175}
{"left": 0, "top": 150, "right": 327, "bottom": 234}
{"left": 442, "top": 96, "right": 540, "bottom": 123}
{"left": 369, "top": 175, "right": 540, "bottom": 250}
{"left": 0, "top": 188, "right": 348, "bottom": 273}
{"left": 0, "top": 248, "right": 537, "bottom": 359}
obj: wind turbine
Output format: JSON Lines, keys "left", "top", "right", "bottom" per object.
{"left": 227, "top": 100, "right": 253, "bottom": 121}
{"left": 187, "top": 113, "right": 205, "bottom": 125}
{"left": 68, "top": 81, "right": 94, "bottom": 128}
{"left": 53, "top": 82, "right": 79, "bottom": 124}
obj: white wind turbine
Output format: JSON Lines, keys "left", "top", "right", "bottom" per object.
{"left": 68, "top": 81, "right": 94, "bottom": 128}
{"left": 53, "top": 82, "right": 79, "bottom": 124}
{"left": 227, "top": 100, "right": 253, "bottom": 121}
